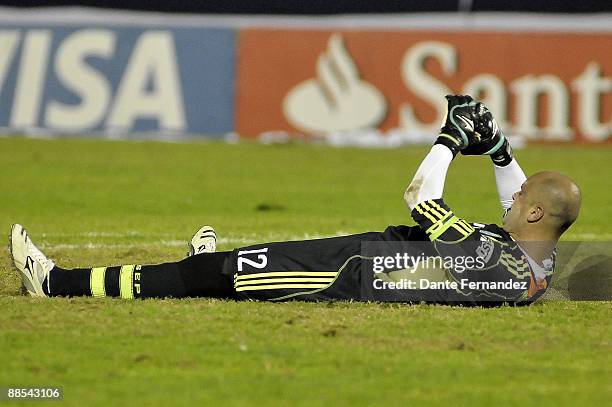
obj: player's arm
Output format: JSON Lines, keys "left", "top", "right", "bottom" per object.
{"left": 404, "top": 95, "right": 477, "bottom": 210}
{"left": 403, "top": 145, "right": 453, "bottom": 211}
{"left": 410, "top": 198, "right": 475, "bottom": 243}
{"left": 494, "top": 158, "right": 526, "bottom": 212}
{"left": 460, "top": 104, "right": 526, "bottom": 212}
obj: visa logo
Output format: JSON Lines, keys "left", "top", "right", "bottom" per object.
{"left": 0, "top": 29, "right": 186, "bottom": 133}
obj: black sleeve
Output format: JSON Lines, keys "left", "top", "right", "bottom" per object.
{"left": 411, "top": 198, "right": 475, "bottom": 243}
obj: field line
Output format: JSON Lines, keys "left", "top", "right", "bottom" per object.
{"left": 37, "top": 233, "right": 342, "bottom": 251}
{"left": 565, "top": 233, "right": 612, "bottom": 240}
{"left": 32, "top": 231, "right": 612, "bottom": 251}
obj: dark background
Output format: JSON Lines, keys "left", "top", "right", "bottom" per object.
{"left": 0, "top": 0, "right": 610, "bottom": 14}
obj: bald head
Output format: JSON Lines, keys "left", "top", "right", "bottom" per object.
{"left": 503, "top": 171, "right": 581, "bottom": 240}
{"left": 524, "top": 171, "right": 581, "bottom": 234}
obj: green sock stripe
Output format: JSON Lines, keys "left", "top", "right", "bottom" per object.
{"left": 119, "top": 265, "right": 135, "bottom": 299}
{"left": 90, "top": 267, "right": 107, "bottom": 298}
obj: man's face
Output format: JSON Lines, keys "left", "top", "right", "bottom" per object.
{"left": 503, "top": 171, "right": 580, "bottom": 237}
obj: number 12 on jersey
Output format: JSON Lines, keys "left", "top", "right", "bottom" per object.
{"left": 237, "top": 248, "right": 269, "bottom": 272}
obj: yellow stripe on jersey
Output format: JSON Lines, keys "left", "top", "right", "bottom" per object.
{"left": 235, "top": 270, "right": 337, "bottom": 292}
{"left": 458, "top": 220, "right": 475, "bottom": 233}
{"left": 499, "top": 255, "right": 531, "bottom": 278}
{"left": 414, "top": 200, "right": 476, "bottom": 244}
{"left": 500, "top": 252, "right": 529, "bottom": 269}
{"left": 90, "top": 267, "right": 107, "bottom": 298}
{"left": 266, "top": 255, "right": 369, "bottom": 301}
{"left": 236, "top": 271, "right": 338, "bottom": 280}
{"left": 429, "top": 200, "right": 450, "bottom": 217}
{"left": 428, "top": 215, "right": 460, "bottom": 241}
{"left": 415, "top": 204, "right": 438, "bottom": 224}
{"left": 119, "top": 265, "right": 135, "bottom": 299}
{"left": 452, "top": 221, "right": 472, "bottom": 235}
{"left": 236, "top": 277, "right": 335, "bottom": 288}
{"left": 415, "top": 199, "right": 475, "bottom": 241}
{"left": 450, "top": 224, "right": 470, "bottom": 237}
{"left": 420, "top": 200, "right": 445, "bottom": 221}
{"left": 500, "top": 261, "right": 531, "bottom": 279}
{"left": 236, "top": 283, "right": 328, "bottom": 292}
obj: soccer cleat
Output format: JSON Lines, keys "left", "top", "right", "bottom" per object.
{"left": 187, "top": 225, "right": 217, "bottom": 256}
{"left": 9, "top": 224, "right": 55, "bottom": 297}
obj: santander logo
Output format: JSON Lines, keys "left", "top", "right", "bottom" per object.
{"left": 283, "top": 34, "right": 387, "bottom": 135}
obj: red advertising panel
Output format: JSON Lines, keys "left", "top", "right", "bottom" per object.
{"left": 236, "top": 29, "right": 611, "bottom": 143}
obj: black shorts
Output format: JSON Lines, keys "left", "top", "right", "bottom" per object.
{"left": 223, "top": 226, "right": 429, "bottom": 302}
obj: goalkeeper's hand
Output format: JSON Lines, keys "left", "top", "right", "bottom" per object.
{"left": 434, "top": 95, "right": 478, "bottom": 156}
{"left": 461, "top": 102, "right": 514, "bottom": 166}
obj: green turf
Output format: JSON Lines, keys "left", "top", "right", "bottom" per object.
{"left": 0, "top": 137, "right": 610, "bottom": 406}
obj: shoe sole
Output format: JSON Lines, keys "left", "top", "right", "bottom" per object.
{"left": 8, "top": 224, "right": 23, "bottom": 295}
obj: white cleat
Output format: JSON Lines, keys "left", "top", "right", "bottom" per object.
{"left": 187, "top": 225, "right": 217, "bottom": 256}
{"left": 9, "top": 224, "right": 55, "bottom": 297}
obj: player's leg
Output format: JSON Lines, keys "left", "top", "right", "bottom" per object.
{"left": 48, "top": 253, "right": 234, "bottom": 299}
{"left": 9, "top": 224, "right": 234, "bottom": 299}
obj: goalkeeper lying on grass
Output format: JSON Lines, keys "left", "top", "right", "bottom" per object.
{"left": 9, "top": 95, "right": 581, "bottom": 305}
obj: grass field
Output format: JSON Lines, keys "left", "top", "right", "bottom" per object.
{"left": 0, "top": 137, "right": 610, "bottom": 406}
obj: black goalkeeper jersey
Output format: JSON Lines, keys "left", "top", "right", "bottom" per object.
{"left": 224, "top": 199, "right": 554, "bottom": 305}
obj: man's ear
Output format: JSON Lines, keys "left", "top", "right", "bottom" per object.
{"left": 527, "top": 205, "right": 544, "bottom": 223}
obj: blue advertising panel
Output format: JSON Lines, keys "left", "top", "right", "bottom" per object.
{"left": 0, "top": 25, "right": 236, "bottom": 136}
